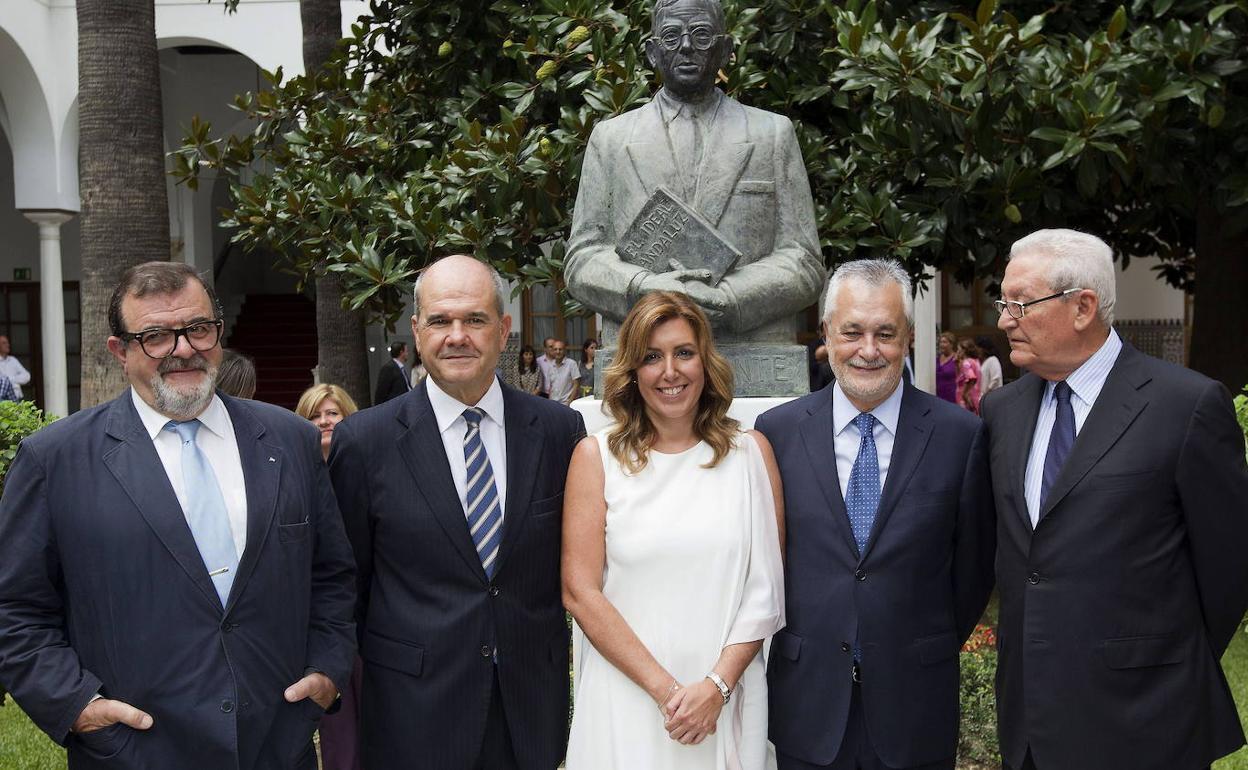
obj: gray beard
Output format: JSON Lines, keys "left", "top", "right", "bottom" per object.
{"left": 150, "top": 356, "right": 218, "bottom": 420}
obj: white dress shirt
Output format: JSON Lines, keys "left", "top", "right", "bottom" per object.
{"left": 131, "top": 389, "right": 249, "bottom": 557}
{"left": 832, "top": 380, "right": 904, "bottom": 500}
{"left": 545, "top": 358, "right": 581, "bottom": 404}
{"left": 1023, "top": 329, "right": 1123, "bottom": 525}
{"left": 0, "top": 355, "right": 31, "bottom": 400}
{"left": 426, "top": 376, "right": 508, "bottom": 520}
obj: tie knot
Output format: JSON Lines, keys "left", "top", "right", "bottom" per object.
{"left": 165, "top": 419, "right": 201, "bottom": 443}
{"left": 463, "top": 408, "right": 485, "bottom": 428}
{"left": 1054, "top": 381, "right": 1072, "bottom": 405}
{"left": 853, "top": 412, "right": 875, "bottom": 435}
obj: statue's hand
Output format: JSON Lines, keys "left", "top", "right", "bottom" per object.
{"left": 679, "top": 282, "right": 731, "bottom": 325}
{"left": 637, "top": 270, "right": 713, "bottom": 295}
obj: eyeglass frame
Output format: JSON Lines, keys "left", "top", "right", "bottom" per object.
{"left": 117, "top": 318, "right": 225, "bottom": 360}
{"left": 653, "top": 27, "right": 725, "bottom": 51}
{"left": 993, "top": 288, "right": 1084, "bottom": 320}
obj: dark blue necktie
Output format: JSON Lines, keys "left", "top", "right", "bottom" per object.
{"left": 844, "top": 413, "right": 880, "bottom": 554}
{"left": 462, "top": 408, "right": 503, "bottom": 578}
{"left": 1041, "top": 381, "right": 1075, "bottom": 509}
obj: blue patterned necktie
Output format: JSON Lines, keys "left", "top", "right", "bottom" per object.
{"left": 165, "top": 419, "right": 237, "bottom": 606}
{"left": 462, "top": 408, "right": 503, "bottom": 578}
{"left": 844, "top": 413, "right": 880, "bottom": 554}
{"left": 1041, "top": 381, "right": 1075, "bottom": 509}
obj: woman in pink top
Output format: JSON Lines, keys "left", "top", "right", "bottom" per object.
{"left": 955, "top": 337, "right": 982, "bottom": 414}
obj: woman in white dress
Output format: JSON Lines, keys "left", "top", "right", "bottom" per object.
{"left": 563, "top": 291, "right": 786, "bottom": 770}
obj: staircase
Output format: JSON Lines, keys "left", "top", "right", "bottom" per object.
{"left": 225, "top": 294, "right": 317, "bottom": 410}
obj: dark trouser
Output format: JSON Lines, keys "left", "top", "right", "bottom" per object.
{"left": 776, "top": 683, "right": 954, "bottom": 770}
{"left": 476, "top": 668, "right": 518, "bottom": 770}
{"left": 1006, "top": 749, "right": 1207, "bottom": 770}
{"left": 318, "top": 657, "right": 364, "bottom": 770}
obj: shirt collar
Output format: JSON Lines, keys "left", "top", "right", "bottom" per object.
{"left": 1044, "top": 328, "right": 1122, "bottom": 407}
{"left": 831, "top": 379, "right": 904, "bottom": 437}
{"left": 426, "top": 375, "right": 506, "bottom": 437}
{"left": 130, "top": 387, "right": 230, "bottom": 441}
{"left": 656, "top": 87, "right": 723, "bottom": 125}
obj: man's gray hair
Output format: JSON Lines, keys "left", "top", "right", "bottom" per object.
{"left": 652, "top": 0, "right": 726, "bottom": 35}
{"left": 1008, "top": 229, "right": 1116, "bottom": 326}
{"left": 821, "top": 259, "right": 914, "bottom": 329}
{"left": 412, "top": 255, "right": 509, "bottom": 320}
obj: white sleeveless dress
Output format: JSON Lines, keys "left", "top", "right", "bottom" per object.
{"left": 565, "top": 431, "right": 785, "bottom": 770}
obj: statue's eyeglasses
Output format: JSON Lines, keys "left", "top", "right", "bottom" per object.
{"left": 118, "top": 319, "right": 224, "bottom": 359}
{"left": 656, "top": 28, "right": 723, "bottom": 51}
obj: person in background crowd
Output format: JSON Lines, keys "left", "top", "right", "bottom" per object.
{"left": 216, "top": 349, "right": 257, "bottom": 400}
{"left": 329, "top": 255, "right": 585, "bottom": 770}
{"left": 295, "top": 383, "right": 362, "bottom": 770}
{"left": 975, "top": 335, "right": 1004, "bottom": 395}
{"left": 0, "top": 335, "right": 31, "bottom": 401}
{"left": 935, "top": 331, "right": 957, "bottom": 403}
{"left": 0, "top": 374, "right": 18, "bottom": 402}
{"left": 563, "top": 290, "right": 785, "bottom": 769}
{"left": 410, "top": 351, "right": 427, "bottom": 389}
{"left": 983, "top": 228, "right": 1248, "bottom": 770}
{"left": 955, "top": 337, "right": 982, "bottom": 414}
{"left": 374, "top": 341, "right": 411, "bottom": 405}
{"left": 296, "top": 384, "right": 359, "bottom": 463}
{"left": 546, "top": 339, "right": 581, "bottom": 405}
{"left": 518, "top": 345, "right": 544, "bottom": 396}
{"left": 0, "top": 261, "right": 355, "bottom": 770}
{"left": 807, "top": 337, "right": 834, "bottom": 392}
{"left": 758, "top": 260, "right": 994, "bottom": 770}
{"left": 537, "top": 336, "right": 557, "bottom": 397}
{"left": 579, "top": 338, "right": 599, "bottom": 396}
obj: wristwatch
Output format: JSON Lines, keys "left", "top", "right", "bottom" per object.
{"left": 706, "top": 671, "right": 731, "bottom": 704}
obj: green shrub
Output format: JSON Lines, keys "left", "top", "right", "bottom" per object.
{"left": 0, "top": 400, "right": 58, "bottom": 495}
{"left": 958, "top": 625, "right": 1000, "bottom": 769}
{"left": 1234, "top": 386, "right": 1248, "bottom": 463}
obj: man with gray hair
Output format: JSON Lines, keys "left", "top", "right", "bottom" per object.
{"left": 756, "top": 259, "right": 995, "bottom": 770}
{"left": 982, "top": 228, "right": 1248, "bottom": 770}
{"left": 329, "top": 254, "right": 586, "bottom": 769}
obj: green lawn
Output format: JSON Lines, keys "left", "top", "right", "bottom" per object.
{"left": 3, "top": 632, "right": 1248, "bottom": 769}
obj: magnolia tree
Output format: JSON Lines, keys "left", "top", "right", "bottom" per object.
{"left": 176, "top": 0, "right": 1248, "bottom": 386}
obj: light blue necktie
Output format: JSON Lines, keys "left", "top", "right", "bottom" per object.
{"left": 844, "top": 413, "right": 880, "bottom": 555}
{"left": 462, "top": 408, "right": 503, "bottom": 578}
{"left": 165, "top": 419, "right": 238, "bottom": 606}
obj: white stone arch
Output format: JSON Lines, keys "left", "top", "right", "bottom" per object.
{"left": 0, "top": 26, "right": 71, "bottom": 211}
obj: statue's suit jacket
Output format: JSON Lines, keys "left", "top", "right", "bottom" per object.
{"left": 328, "top": 380, "right": 585, "bottom": 770}
{"left": 980, "top": 343, "right": 1248, "bottom": 770}
{"left": 757, "top": 383, "right": 995, "bottom": 768}
{"left": 565, "top": 91, "right": 824, "bottom": 335}
{"left": 0, "top": 392, "right": 357, "bottom": 770}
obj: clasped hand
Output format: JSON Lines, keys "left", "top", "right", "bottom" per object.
{"left": 659, "top": 679, "right": 723, "bottom": 745}
{"left": 639, "top": 267, "right": 730, "bottom": 325}
{"left": 71, "top": 672, "right": 337, "bottom": 735}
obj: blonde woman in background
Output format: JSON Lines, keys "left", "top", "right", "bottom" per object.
{"left": 294, "top": 382, "right": 361, "bottom": 770}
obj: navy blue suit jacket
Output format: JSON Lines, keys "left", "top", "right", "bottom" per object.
{"left": 0, "top": 392, "right": 356, "bottom": 770}
{"left": 757, "top": 383, "right": 995, "bottom": 767}
{"left": 328, "top": 380, "right": 585, "bottom": 770}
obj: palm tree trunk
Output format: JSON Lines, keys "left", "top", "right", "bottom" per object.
{"left": 301, "top": 0, "right": 370, "bottom": 406}
{"left": 1190, "top": 199, "right": 1248, "bottom": 391}
{"left": 77, "top": 0, "right": 170, "bottom": 408}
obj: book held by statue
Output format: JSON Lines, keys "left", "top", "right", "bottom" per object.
{"left": 615, "top": 186, "right": 742, "bottom": 285}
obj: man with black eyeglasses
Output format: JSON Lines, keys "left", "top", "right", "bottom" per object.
{"left": 0, "top": 261, "right": 356, "bottom": 770}
{"left": 981, "top": 229, "right": 1248, "bottom": 770}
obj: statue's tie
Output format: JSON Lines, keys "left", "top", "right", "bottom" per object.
{"left": 165, "top": 419, "right": 237, "bottom": 606}
{"left": 1041, "top": 381, "right": 1075, "bottom": 510}
{"left": 462, "top": 408, "right": 503, "bottom": 578}
{"left": 844, "top": 413, "right": 880, "bottom": 554}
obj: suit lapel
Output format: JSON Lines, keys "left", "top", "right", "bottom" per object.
{"left": 102, "top": 394, "right": 223, "bottom": 612}
{"left": 625, "top": 101, "right": 681, "bottom": 199}
{"left": 1038, "top": 345, "right": 1149, "bottom": 522}
{"left": 491, "top": 387, "right": 543, "bottom": 579}
{"left": 692, "top": 97, "right": 753, "bottom": 227}
{"left": 221, "top": 396, "right": 282, "bottom": 613}
{"left": 396, "top": 384, "right": 488, "bottom": 583}
{"left": 798, "top": 390, "right": 860, "bottom": 556}
{"left": 1008, "top": 375, "right": 1046, "bottom": 533}
{"left": 861, "top": 385, "right": 933, "bottom": 562}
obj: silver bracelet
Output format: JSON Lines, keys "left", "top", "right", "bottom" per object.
{"left": 706, "top": 671, "right": 731, "bottom": 704}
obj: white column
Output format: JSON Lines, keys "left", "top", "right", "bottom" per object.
{"left": 21, "top": 210, "right": 74, "bottom": 417}
{"left": 913, "top": 270, "right": 941, "bottom": 394}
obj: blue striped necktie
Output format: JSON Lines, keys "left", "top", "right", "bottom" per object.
{"left": 165, "top": 419, "right": 237, "bottom": 606}
{"left": 462, "top": 408, "right": 503, "bottom": 578}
